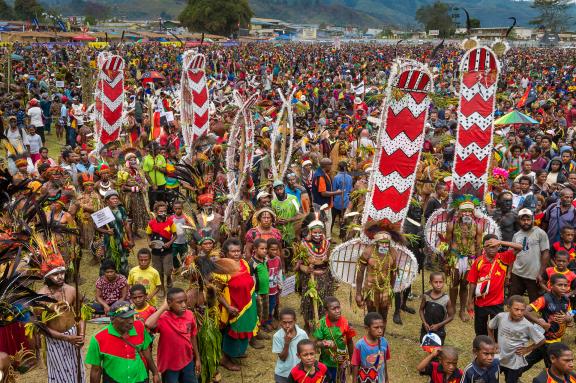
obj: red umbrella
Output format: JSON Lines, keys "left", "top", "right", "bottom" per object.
{"left": 73, "top": 33, "right": 97, "bottom": 41}
{"left": 141, "top": 71, "right": 166, "bottom": 81}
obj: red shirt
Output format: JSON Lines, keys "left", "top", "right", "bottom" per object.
{"left": 156, "top": 310, "right": 197, "bottom": 373}
{"left": 467, "top": 250, "right": 516, "bottom": 307}
{"left": 288, "top": 362, "right": 329, "bottom": 383}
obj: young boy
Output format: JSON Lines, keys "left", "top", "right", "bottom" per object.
{"left": 272, "top": 308, "right": 309, "bottom": 383}
{"left": 267, "top": 238, "right": 283, "bottom": 329}
{"left": 288, "top": 339, "right": 331, "bottom": 383}
{"left": 314, "top": 296, "right": 356, "bottom": 383}
{"left": 525, "top": 274, "right": 574, "bottom": 370}
{"left": 419, "top": 271, "right": 454, "bottom": 344}
{"left": 128, "top": 248, "right": 161, "bottom": 305}
{"left": 130, "top": 284, "right": 157, "bottom": 322}
{"left": 249, "top": 238, "right": 271, "bottom": 336}
{"left": 351, "top": 312, "right": 391, "bottom": 383}
{"left": 540, "top": 250, "right": 576, "bottom": 294}
{"left": 533, "top": 343, "right": 576, "bottom": 383}
{"left": 145, "top": 287, "right": 201, "bottom": 383}
{"left": 417, "top": 346, "right": 462, "bottom": 383}
{"left": 488, "top": 295, "right": 545, "bottom": 383}
{"left": 461, "top": 335, "right": 500, "bottom": 383}
{"left": 146, "top": 201, "right": 177, "bottom": 291}
{"left": 550, "top": 226, "right": 576, "bottom": 262}
{"left": 170, "top": 200, "right": 191, "bottom": 271}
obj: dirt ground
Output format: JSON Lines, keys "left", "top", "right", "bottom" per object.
{"left": 20, "top": 134, "right": 554, "bottom": 382}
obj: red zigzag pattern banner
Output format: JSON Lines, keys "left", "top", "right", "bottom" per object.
{"left": 95, "top": 53, "right": 125, "bottom": 145}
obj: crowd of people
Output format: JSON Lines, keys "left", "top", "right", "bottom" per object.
{"left": 0, "top": 40, "right": 575, "bottom": 383}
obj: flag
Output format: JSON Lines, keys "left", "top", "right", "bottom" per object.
{"left": 57, "top": 20, "right": 66, "bottom": 32}
{"left": 32, "top": 17, "right": 39, "bottom": 30}
{"left": 149, "top": 111, "right": 162, "bottom": 140}
{"left": 517, "top": 84, "right": 531, "bottom": 108}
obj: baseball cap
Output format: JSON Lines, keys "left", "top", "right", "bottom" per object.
{"left": 108, "top": 301, "right": 136, "bottom": 318}
{"left": 518, "top": 208, "right": 533, "bottom": 217}
{"left": 273, "top": 180, "right": 284, "bottom": 188}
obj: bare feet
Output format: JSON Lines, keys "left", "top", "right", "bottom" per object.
{"left": 220, "top": 355, "right": 240, "bottom": 371}
{"left": 460, "top": 309, "right": 470, "bottom": 322}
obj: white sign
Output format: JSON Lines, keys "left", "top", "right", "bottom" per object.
{"left": 428, "top": 30, "right": 440, "bottom": 36}
{"left": 280, "top": 275, "right": 296, "bottom": 297}
{"left": 55, "top": 80, "right": 65, "bottom": 88}
{"left": 91, "top": 206, "right": 115, "bottom": 228}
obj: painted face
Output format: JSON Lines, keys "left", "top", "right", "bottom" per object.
{"left": 376, "top": 239, "right": 390, "bottom": 254}
{"left": 311, "top": 227, "right": 324, "bottom": 242}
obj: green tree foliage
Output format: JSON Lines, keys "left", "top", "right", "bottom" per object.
{"left": 415, "top": 1, "right": 455, "bottom": 38}
{"left": 470, "top": 18, "right": 481, "bottom": 28}
{"left": 179, "top": 0, "right": 253, "bottom": 36}
{"left": 13, "top": 0, "right": 43, "bottom": 21}
{"left": 530, "top": 0, "right": 573, "bottom": 32}
{"left": 0, "top": 0, "right": 14, "bottom": 20}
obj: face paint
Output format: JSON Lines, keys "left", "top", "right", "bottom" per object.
{"left": 377, "top": 241, "right": 390, "bottom": 254}
{"left": 462, "top": 216, "right": 473, "bottom": 225}
{"left": 311, "top": 233, "right": 323, "bottom": 242}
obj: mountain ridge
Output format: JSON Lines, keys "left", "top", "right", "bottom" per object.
{"left": 33, "top": 0, "right": 574, "bottom": 29}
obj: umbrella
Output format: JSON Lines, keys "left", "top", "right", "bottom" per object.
{"left": 73, "top": 33, "right": 96, "bottom": 41}
{"left": 10, "top": 53, "right": 23, "bottom": 61}
{"left": 494, "top": 110, "right": 539, "bottom": 125}
{"left": 141, "top": 71, "right": 165, "bottom": 82}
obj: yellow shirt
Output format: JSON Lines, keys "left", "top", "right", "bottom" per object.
{"left": 128, "top": 266, "right": 161, "bottom": 306}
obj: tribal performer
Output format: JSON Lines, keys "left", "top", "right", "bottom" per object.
{"left": 72, "top": 173, "right": 101, "bottom": 252}
{"left": 444, "top": 195, "right": 483, "bottom": 321}
{"left": 355, "top": 223, "right": 403, "bottom": 334}
{"left": 117, "top": 151, "right": 150, "bottom": 233}
{"left": 294, "top": 219, "right": 335, "bottom": 332}
{"left": 36, "top": 247, "right": 85, "bottom": 383}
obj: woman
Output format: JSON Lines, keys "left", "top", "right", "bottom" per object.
{"left": 294, "top": 219, "right": 335, "bottom": 332}
{"left": 532, "top": 169, "right": 550, "bottom": 199}
{"left": 45, "top": 195, "right": 77, "bottom": 267}
{"left": 95, "top": 163, "right": 114, "bottom": 198}
{"left": 117, "top": 152, "right": 150, "bottom": 233}
{"left": 214, "top": 238, "right": 259, "bottom": 371}
{"left": 97, "top": 190, "right": 133, "bottom": 276}
{"left": 244, "top": 208, "right": 282, "bottom": 259}
{"left": 73, "top": 173, "right": 101, "bottom": 253}
{"left": 546, "top": 157, "right": 566, "bottom": 185}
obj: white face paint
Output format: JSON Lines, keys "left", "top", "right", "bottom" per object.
{"left": 377, "top": 242, "right": 390, "bottom": 254}
{"left": 311, "top": 233, "right": 323, "bottom": 242}
{"left": 462, "top": 216, "right": 473, "bottom": 225}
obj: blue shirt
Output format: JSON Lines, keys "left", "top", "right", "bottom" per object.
{"left": 461, "top": 359, "right": 500, "bottom": 383}
{"left": 272, "top": 325, "right": 309, "bottom": 378}
{"left": 333, "top": 171, "right": 353, "bottom": 211}
{"left": 76, "top": 162, "right": 95, "bottom": 175}
{"left": 351, "top": 336, "right": 390, "bottom": 383}
{"left": 285, "top": 185, "right": 302, "bottom": 204}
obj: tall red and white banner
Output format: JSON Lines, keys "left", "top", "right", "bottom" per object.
{"left": 451, "top": 47, "right": 500, "bottom": 199}
{"left": 95, "top": 53, "right": 125, "bottom": 145}
{"left": 363, "top": 60, "right": 433, "bottom": 227}
{"left": 181, "top": 50, "right": 209, "bottom": 159}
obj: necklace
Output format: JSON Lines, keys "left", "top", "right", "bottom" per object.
{"left": 99, "top": 180, "right": 111, "bottom": 197}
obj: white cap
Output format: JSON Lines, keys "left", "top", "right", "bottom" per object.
{"left": 518, "top": 208, "right": 533, "bottom": 217}
{"left": 256, "top": 191, "right": 270, "bottom": 200}
{"left": 302, "top": 160, "right": 312, "bottom": 167}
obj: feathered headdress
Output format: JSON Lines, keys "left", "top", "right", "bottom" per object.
{"left": 363, "top": 219, "right": 405, "bottom": 245}
{"left": 450, "top": 194, "right": 481, "bottom": 211}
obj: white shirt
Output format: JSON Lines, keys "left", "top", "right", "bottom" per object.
{"left": 27, "top": 106, "right": 43, "bottom": 127}
{"left": 27, "top": 133, "right": 43, "bottom": 154}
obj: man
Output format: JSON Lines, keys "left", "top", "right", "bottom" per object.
{"left": 528, "top": 145, "right": 549, "bottom": 172}
{"left": 424, "top": 182, "right": 448, "bottom": 220}
{"left": 272, "top": 180, "right": 301, "bottom": 248}
{"left": 516, "top": 176, "right": 537, "bottom": 213}
{"left": 491, "top": 191, "right": 519, "bottom": 243}
{"left": 147, "top": 201, "right": 176, "bottom": 292}
{"left": 514, "top": 160, "right": 535, "bottom": 183}
{"left": 510, "top": 208, "right": 550, "bottom": 302}
{"left": 37, "top": 252, "right": 85, "bottom": 383}
{"left": 312, "top": 158, "right": 342, "bottom": 238}
{"left": 40, "top": 92, "right": 52, "bottom": 136}
{"left": 541, "top": 135, "right": 556, "bottom": 160}
{"left": 60, "top": 149, "right": 79, "bottom": 188}
{"left": 332, "top": 161, "right": 353, "bottom": 240}
{"left": 76, "top": 149, "right": 94, "bottom": 175}
{"left": 542, "top": 187, "right": 576, "bottom": 243}
{"left": 466, "top": 235, "right": 522, "bottom": 336}
{"left": 142, "top": 142, "right": 167, "bottom": 210}
{"left": 86, "top": 300, "right": 160, "bottom": 383}
{"left": 195, "top": 193, "right": 223, "bottom": 244}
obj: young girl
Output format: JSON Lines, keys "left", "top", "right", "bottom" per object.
{"left": 267, "top": 238, "right": 283, "bottom": 330}
{"left": 419, "top": 272, "right": 454, "bottom": 344}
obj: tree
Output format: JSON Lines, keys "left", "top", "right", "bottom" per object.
{"left": 14, "top": 0, "right": 43, "bottom": 21}
{"left": 179, "top": 0, "right": 253, "bottom": 37}
{"left": 470, "top": 18, "right": 480, "bottom": 28}
{"left": 415, "top": 1, "right": 455, "bottom": 38}
{"left": 530, "top": 0, "right": 573, "bottom": 33}
{"left": 0, "top": 0, "right": 14, "bottom": 20}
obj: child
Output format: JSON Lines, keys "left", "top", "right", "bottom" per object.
{"left": 540, "top": 250, "right": 576, "bottom": 294}
{"left": 267, "top": 238, "right": 284, "bottom": 329}
{"left": 145, "top": 287, "right": 201, "bottom": 383}
{"left": 249, "top": 238, "right": 271, "bottom": 336}
{"left": 146, "top": 201, "right": 177, "bottom": 292}
{"left": 128, "top": 248, "right": 161, "bottom": 305}
{"left": 487, "top": 295, "right": 545, "bottom": 383}
{"left": 525, "top": 274, "right": 574, "bottom": 370}
{"left": 170, "top": 200, "right": 191, "bottom": 271}
{"left": 288, "top": 339, "right": 331, "bottom": 383}
{"left": 351, "top": 312, "right": 391, "bottom": 383}
{"left": 419, "top": 272, "right": 454, "bottom": 344}
{"left": 130, "top": 284, "right": 157, "bottom": 322}
{"left": 461, "top": 335, "right": 500, "bottom": 383}
{"left": 26, "top": 125, "right": 43, "bottom": 164}
{"left": 314, "top": 296, "right": 356, "bottom": 383}
{"left": 532, "top": 343, "right": 576, "bottom": 383}
{"left": 417, "top": 346, "right": 462, "bottom": 383}
{"left": 272, "top": 308, "right": 309, "bottom": 383}
{"left": 550, "top": 226, "right": 576, "bottom": 262}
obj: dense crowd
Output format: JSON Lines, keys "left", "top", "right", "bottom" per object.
{"left": 0, "top": 41, "right": 575, "bottom": 383}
